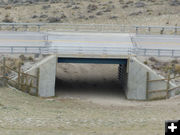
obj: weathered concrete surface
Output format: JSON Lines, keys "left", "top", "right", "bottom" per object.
{"left": 26, "top": 55, "right": 56, "bottom": 97}
{"left": 127, "top": 57, "right": 178, "bottom": 100}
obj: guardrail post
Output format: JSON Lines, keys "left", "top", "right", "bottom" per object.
{"left": 144, "top": 49, "right": 146, "bottom": 56}
{"left": 11, "top": 47, "right": 13, "bottom": 54}
{"left": 12, "top": 24, "right": 15, "bottom": 31}
{"left": 172, "top": 50, "right": 174, "bottom": 57}
{"left": 174, "top": 27, "right": 177, "bottom": 35}
{"left": 158, "top": 49, "right": 160, "bottom": 57}
{"left": 24, "top": 25, "right": 28, "bottom": 31}
{"left": 136, "top": 26, "right": 138, "bottom": 34}
{"left": 148, "top": 27, "right": 151, "bottom": 33}
{"left": 25, "top": 47, "right": 27, "bottom": 53}
{"left": 37, "top": 25, "right": 40, "bottom": 32}
{"left": 101, "top": 25, "right": 103, "bottom": 32}
{"left": 39, "top": 47, "right": 41, "bottom": 54}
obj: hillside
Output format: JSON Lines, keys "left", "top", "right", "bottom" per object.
{"left": 0, "top": 0, "right": 179, "bottom": 26}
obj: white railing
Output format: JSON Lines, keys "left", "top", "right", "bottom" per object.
{"left": 135, "top": 48, "right": 180, "bottom": 57}
{"left": 0, "top": 46, "right": 49, "bottom": 54}
{"left": 0, "top": 45, "right": 180, "bottom": 57}
{"left": 0, "top": 23, "right": 179, "bottom": 35}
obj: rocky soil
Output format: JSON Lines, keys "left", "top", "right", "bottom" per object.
{"left": 0, "top": 0, "right": 179, "bottom": 26}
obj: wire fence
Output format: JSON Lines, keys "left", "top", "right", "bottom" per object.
{"left": 0, "top": 23, "right": 180, "bottom": 35}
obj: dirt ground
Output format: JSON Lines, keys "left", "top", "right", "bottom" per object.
{"left": 0, "top": 86, "right": 180, "bottom": 135}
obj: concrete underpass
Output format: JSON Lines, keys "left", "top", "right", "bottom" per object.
{"left": 55, "top": 57, "right": 128, "bottom": 99}
{"left": 26, "top": 55, "right": 179, "bottom": 100}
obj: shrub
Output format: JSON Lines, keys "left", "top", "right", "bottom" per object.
{"left": 144, "top": 61, "right": 148, "bottom": 65}
{"left": 28, "top": 56, "right": 34, "bottom": 61}
{"left": 149, "top": 57, "right": 158, "bottom": 62}
{"left": 174, "top": 64, "right": 180, "bottom": 74}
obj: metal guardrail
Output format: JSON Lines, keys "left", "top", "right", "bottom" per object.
{"left": 0, "top": 23, "right": 180, "bottom": 57}
{"left": 0, "top": 45, "right": 180, "bottom": 57}
{"left": 49, "top": 46, "right": 133, "bottom": 55}
{"left": 0, "top": 46, "right": 49, "bottom": 54}
{"left": 0, "top": 23, "right": 180, "bottom": 35}
{"left": 135, "top": 48, "right": 180, "bottom": 57}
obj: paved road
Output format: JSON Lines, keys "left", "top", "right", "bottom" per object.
{"left": 0, "top": 31, "right": 180, "bottom": 57}
{"left": 48, "top": 32, "right": 133, "bottom": 55}
{"left": 133, "top": 35, "right": 180, "bottom": 49}
{"left": 0, "top": 32, "right": 47, "bottom": 47}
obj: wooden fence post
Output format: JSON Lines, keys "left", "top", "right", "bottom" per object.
{"left": 36, "top": 68, "right": 40, "bottom": 96}
{"left": 146, "top": 72, "right": 149, "bottom": 100}
{"left": 166, "top": 71, "right": 170, "bottom": 99}
{"left": 18, "top": 62, "right": 21, "bottom": 89}
{"left": 2, "top": 57, "right": 7, "bottom": 86}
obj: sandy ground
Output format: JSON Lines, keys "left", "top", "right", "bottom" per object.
{"left": 0, "top": 86, "right": 180, "bottom": 135}
{"left": 56, "top": 63, "right": 125, "bottom": 106}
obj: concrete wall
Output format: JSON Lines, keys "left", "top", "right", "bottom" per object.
{"left": 26, "top": 55, "right": 56, "bottom": 97}
{"left": 127, "top": 57, "right": 177, "bottom": 100}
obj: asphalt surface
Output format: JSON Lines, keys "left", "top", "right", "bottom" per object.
{"left": 133, "top": 34, "right": 180, "bottom": 49}
{"left": 0, "top": 31, "right": 180, "bottom": 56}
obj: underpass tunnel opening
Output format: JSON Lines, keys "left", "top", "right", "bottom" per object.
{"left": 55, "top": 58, "right": 128, "bottom": 99}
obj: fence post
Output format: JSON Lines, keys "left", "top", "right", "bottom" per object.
{"left": 166, "top": 71, "right": 170, "bottom": 99}
{"left": 172, "top": 50, "right": 174, "bottom": 57}
{"left": 36, "top": 68, "right": 40, "bottom": 96}
{"left": 2, "top": 57, "right": 7, "bottom": 86}
{"left": 18, "top": 62, "right": 21, "bottom": 89}
{"left": 146, "top": 72, "right": 149, "bottom": 100}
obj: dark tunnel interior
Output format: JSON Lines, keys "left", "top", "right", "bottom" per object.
{"left": 55, "top": 64, "right": 127, "bottom": 99}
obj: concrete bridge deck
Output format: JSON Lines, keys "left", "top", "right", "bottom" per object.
{"left": 0, "top": 31, "right": 180, "bottom": 57}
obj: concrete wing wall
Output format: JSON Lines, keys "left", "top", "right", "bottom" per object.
{"left": 127, "top": 57, "right": 176, "bottom": 100}
{"left": 26, "top": 55, "right": 56, "bottom": 97}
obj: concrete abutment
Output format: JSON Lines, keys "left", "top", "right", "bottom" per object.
{"left": 25, "top": 55, "right": 179, "bottom": 100}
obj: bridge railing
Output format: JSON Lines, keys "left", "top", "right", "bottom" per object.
{"left": 1, "top": 45, "right": 180, "bottom": 57}
{"left": 135, "top": 48, "right": 180, "bottom": 57}
{"left": 0, "top": 46, "right": 49, "bottom": 54}
{"left": 0, "top": 23, "right": 180, "bottom": 35}
{"left": 48, "top": 46, "right": 133, "bottom": 55}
